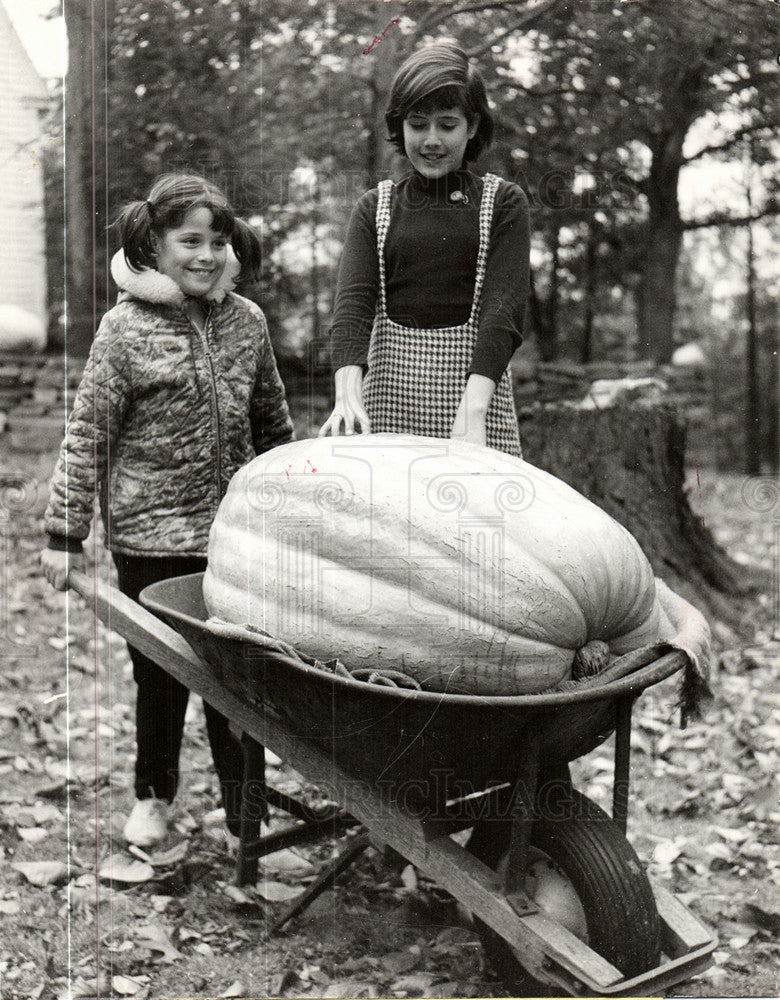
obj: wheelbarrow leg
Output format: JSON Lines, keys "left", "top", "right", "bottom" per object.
{"left": 502, "top": 734, "right": 540, "bottom": 915}
{"left": 612, "top": 695, "right": 633, "bottom": 836}
{"left": 270, "top": 831, "right": 371, "bottom": 932}
{"left": 236, "top": 732, "right": 267, "bottom": 885}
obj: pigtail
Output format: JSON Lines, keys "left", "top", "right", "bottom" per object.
{"left": 230, "top": 218, "right": 262, "bottom": 284}
{"left": 113, "top": 200, "right": 157, "bottom": 272}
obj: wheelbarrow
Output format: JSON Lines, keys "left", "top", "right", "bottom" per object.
{"left": 70, "top": 569, "right": 717, "bottom": 997}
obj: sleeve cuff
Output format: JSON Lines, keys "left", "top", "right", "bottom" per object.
{"left": 47, "top": 535, "right": 84, "bottom": 554}
{"left": 467, "top": 361, "right": 504, "bottom": 385}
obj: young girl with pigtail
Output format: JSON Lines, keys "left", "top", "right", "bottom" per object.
{"left": 321, "top": 42, "right": 529, "bottom": 455}
{"left": 41, "top": 173, "right": 293, "bottom": 847}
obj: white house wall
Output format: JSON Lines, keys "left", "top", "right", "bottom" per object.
{"left": 0, "top": 1, "right": 49, "bottom": 329}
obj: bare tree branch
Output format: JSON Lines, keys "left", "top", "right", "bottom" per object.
{"left": 683, "top": 205, "right": 778, "bottom": 230}
{"left": 685, "top": 123, "right": 776, "bottom": 163}
{"left": 410, "top": 0, "right": 554, "bottom": 41}
{"left": 465, "top": 0, "right": 560, "bottom": 59}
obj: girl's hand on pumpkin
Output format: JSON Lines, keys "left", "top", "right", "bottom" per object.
{"left": 450, "top": 416, "right": 487, "bottom": 447}
{"left": 40, "top": 547, "right": 85, "bottom": 591}
{"left": 319, "top": 365, "right": 371, "bottom": 436}
{"left": 450, "top": 374, "right": 493, "bottom": 447}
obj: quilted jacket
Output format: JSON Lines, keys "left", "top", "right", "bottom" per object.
{"left": 45, "top": 250, "right": 294, "bottom": 556}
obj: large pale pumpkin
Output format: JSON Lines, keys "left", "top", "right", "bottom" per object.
{"left": 203, "top": 435, "right": 661, "bottom": 695}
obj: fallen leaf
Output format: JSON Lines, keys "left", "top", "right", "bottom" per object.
{"left": 18, "top": 827, "right": 48, "bottom": 844}
{"left": 44, "top": 761, "right": 70, "bottom": 782}
{"left": 269, "top": 970, "right": 298, "bottom": 995}
{"left": 59, "top": 976, "right": 93, "bottom": 999}
{"left": 149, "top": 841, "right": 189, "bottom": 867}
{"left": 739, "top": 778, "right": 779, "bottom": 821}
{"left": 400, "top": 864, "right": 418, "bottom": 892}
{"left": 223, "top": 884, "right": 253, "bottom": 905}
{"left": 259, "top": 848, "right": 315, "bottom": 874}
{"left": 426, "top": 983, "right": 464, "bottom": 999}
{"left": 744, "top": 896, "right": 780, "bottom": 934}
{"left": 652, "top": 838, "right": 686, "bottom": 867}
{"left": 29, "top": 803, "right": 64, "bottom": 825}
{"left": 72, "top": 873, "right": 98, "bottom": 889}
{"left": 219, "top": 982, "right": 246, "bottom": 998}
{"left": 705, "top": 841, "right": 734, "bottom": 863}
{"left": 202, "top": 807, "right": 228, "bottom": 828}
{"left": 391, "top": 973, "right": 436, "bottom": 994}
{"left": 380, "top": 950, "right": 419, "bottom": 976}
{"left": 135, "top": 923, "right": 183, "bottom": 963}
{"left": 99, "top": 855, "right": 155, "bottom": 884}
{"left": 128, "top": 844, "right": 153, "bottom": 863}
{"left": 712, "top": 825, "right": 751, "bottom": 844}
{"left": 112, "top": 974, "right": 147, "bottom": 996}
{"left": 722, "top": 773, "right": 748, "bottom": 800}
{"left": 256, "top": 880, "right": 304, "bottom": 902}
{"left": 177, "top": 926, "right": 202, "bottom": 942}
{"left": 173, "top": 812, "right": 199, "bottom": 835}
{"left": 12, "top": 861, "right": 69, "bottom": 886}
{"left": 323, "top": 981, "right": 377, "bottom": 999}
{"left": 35, "top": 780, "right": 68, "bottom": 801}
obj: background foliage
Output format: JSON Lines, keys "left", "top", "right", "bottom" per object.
{"left": 53, "top": 0, "right": 777, "bottom": 466}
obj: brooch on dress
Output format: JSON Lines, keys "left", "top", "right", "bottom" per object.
{"left": 449, "top": 190, "right": 469, "bottom": 205}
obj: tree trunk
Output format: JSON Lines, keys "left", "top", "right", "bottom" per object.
{"left": 638, "top": 129, "right": 685, "bottom": 364}
{"left": 744, "top": 160, "right": 761, "bottom": 475}
{"left": 63, "top": 0, "right": 93, "bottom": 357}
{"left": 528, "top": 229, "right": 561, "bottom": 361}
{"left": 364, "top": 3, "right": 405, "bottom": 187}
{"left": 63, "top": 0, "right": 111, "bottom": 357}
{"left": 516, "top": 400, "right": 761, "bottom": 630}
{"left": 527, "top": 275, "right": 555, "bottom": 361}
{"left": 580, "top": 221, "right": 598, "bottom": 363}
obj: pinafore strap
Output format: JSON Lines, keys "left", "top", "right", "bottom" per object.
{"left": 376, "top": 173, "right": 501, "bottom": 330}
{"left": 365, "top": 172, "right": 522, "bottom": 457}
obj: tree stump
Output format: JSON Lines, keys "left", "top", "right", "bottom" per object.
{"left": 516, "top": 400, "right": 757, "bottom": 630}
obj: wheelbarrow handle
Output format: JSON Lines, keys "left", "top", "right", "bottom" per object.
{"left": 68, "top": 568, "right": 202, "bottom": 671}
{"left": 68, "top": 568, "right": 98, "bottom": 604}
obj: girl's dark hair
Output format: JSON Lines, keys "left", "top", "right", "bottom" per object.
{"left": 114, "top": 172, "right": 261, "bottom": 282}
{"left": 385, "top": 43, "right": 494, "bottom": 162}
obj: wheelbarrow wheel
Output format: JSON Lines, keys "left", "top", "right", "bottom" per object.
{"left": 467, "top": 789, "right": 661, "bottom": 996}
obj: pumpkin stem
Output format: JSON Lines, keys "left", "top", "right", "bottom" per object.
{"left": 572, "top": 640, "right": 611, "bottom": 680}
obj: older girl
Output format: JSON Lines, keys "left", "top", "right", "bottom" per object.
{"left": 320, "top": 42, "right": 529, "bottom": 455}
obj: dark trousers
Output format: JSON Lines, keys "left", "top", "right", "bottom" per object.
{"left": 114, "top": 553, "right": 244, "bottom": 835}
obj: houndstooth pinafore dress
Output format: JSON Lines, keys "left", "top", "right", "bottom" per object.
{"left": 362, "top": 173, "right": 522, "bottom": 457}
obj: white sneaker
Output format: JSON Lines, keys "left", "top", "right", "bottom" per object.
{"left": 123, "top": 798, "right": 169, "bottom": 847}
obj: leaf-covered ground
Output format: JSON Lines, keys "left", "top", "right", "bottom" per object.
{"left": 0, "top": 423, "right": 777, "bottom": 1000}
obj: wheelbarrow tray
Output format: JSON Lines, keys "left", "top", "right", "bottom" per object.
{"left": 69, "top": 568, "right": 717, "bottom": 996}
{"left": 142, "top": 572, "right": 682, "bottom": 809}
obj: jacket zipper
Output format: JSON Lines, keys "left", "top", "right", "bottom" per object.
{"left": 185, "top": 306, "right": 223, "bottom": 509}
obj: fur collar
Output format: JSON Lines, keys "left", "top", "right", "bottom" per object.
{"left": 110, "top": 246, "right": 241, "bottom": 307}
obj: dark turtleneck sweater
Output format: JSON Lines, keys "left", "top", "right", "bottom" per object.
{"left": 329, "top": 168, "right": 530, "bottom": 384}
